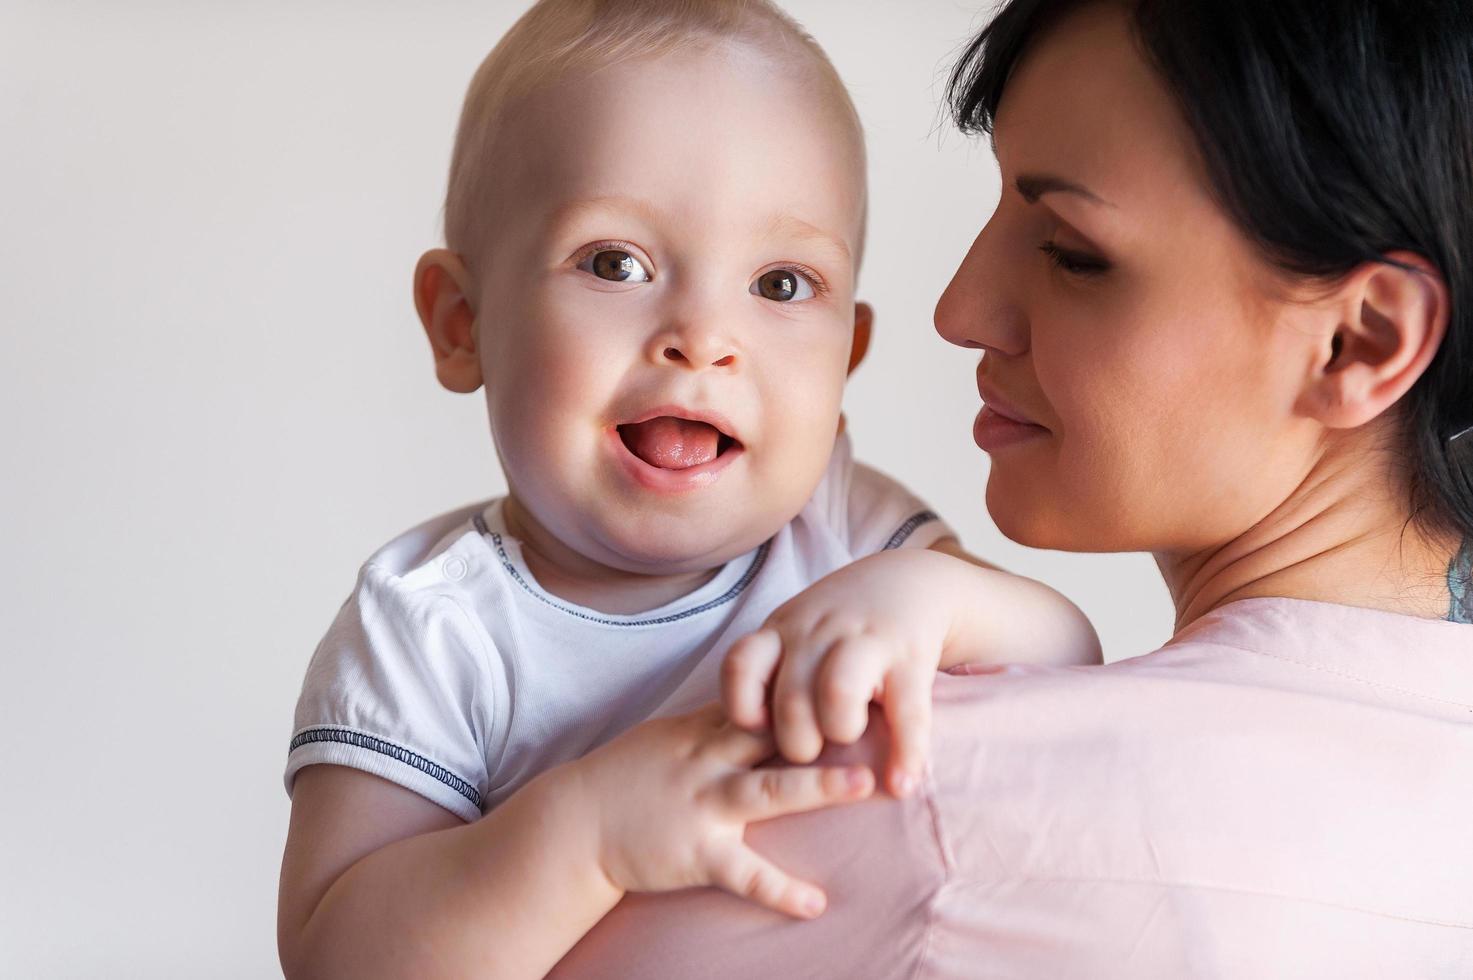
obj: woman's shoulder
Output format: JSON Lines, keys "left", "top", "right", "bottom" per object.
{"left": 941, "top": 595, "right": 1473, "bottom": 720}
{"left": 922, "top": 596, "right": 1473, "bottom": 951}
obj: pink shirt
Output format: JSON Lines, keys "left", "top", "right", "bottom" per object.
{"left": 550, "top": 598, "right": 1473, "bottom": 978}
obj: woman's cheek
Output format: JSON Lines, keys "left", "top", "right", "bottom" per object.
{"left": 1063, "top": 331, "right": 1266, "bottom": 548}
{"left": 1034, "top": 328, "right": 1177, "bottom": 545}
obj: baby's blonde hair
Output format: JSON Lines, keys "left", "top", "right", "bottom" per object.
{"left": 443, "top": 0, "right": 866, "bottom": 270}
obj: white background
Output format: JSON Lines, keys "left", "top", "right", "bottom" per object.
{"left": 0, "top": 2, "right": 1171, "bottom": 975}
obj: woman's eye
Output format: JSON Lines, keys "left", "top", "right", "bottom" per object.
{"left": 751, "top": 269, "right": 815, "bottom": 302}
{"left": 579, "top": 248, "right": 651, "bottom": 283}
{"left": 1039, "top": 241, "right": 1109, "bottom": 277}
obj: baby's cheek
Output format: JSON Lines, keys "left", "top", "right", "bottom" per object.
{"left": 761, "top": 377, "right": 845, "bottom": 500}
{"left": 484, "top": 331, "right": 621, "bottom": 499}
{"left": 499, "top": 313, "right": 625, "bottom": 414}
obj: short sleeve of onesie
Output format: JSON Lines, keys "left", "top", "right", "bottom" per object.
{"left": 283, "top": 562, "right": 501, "bottom": 822}
{"left": 812, "top": 432, "right": 955, "bottom": 556}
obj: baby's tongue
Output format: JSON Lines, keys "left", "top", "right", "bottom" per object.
{"left": 621, "top": 416, "right": 721, "bottom": 470}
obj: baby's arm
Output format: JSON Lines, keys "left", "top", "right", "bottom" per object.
{"left": 279, "top": 705, "right": 873, "bottom": 979}
{"left": 280, "top": 756, "right": 618, "bottom": 979}
{"left": 926, "top": 536, "right": 1102, "bottom": 670}
{"left": 722, "top": 542, "right": 1101, "bottom": 797}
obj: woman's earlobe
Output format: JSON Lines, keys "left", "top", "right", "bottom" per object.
{"left": 413, "top": 249, "right": 483, "bottom": 394}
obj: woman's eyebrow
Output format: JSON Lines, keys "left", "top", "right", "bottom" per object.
{"left": 1015, "top": 173, "right": 1115, "bottom": 208}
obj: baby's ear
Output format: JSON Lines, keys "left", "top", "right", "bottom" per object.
{"left": 413, "top": 249, "right": 482, "bottom": 393}
{"left": 847, "top": 301, "right": 874, "bottom": 376}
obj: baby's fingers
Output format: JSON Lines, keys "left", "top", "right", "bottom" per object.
{"left": 882, "top": 665, "right": 933, "bottom": 798}
{"left": 704, "top": 839, "right": 828, "bottom": 919}
{"left": 719, "top": 764, "right": 874, "bottom": 822}
{"left": 772, "top": 643, "right": 830, "bottom": 764}
{"left": 722, "top": 630, "right": 783, "bottom": 730}
{"left": 814, "top": 635, "right": 887, "bottom": 745}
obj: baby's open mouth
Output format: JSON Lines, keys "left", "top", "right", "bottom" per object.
{"left": 617, "top": 416, "right": 740, "bottom": 470}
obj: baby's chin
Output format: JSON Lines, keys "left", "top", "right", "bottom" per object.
{"left": 584, "top": 514, "right": 781, "bottom": 576}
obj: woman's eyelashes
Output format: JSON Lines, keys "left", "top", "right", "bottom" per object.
{"left": 1039, "top": 240, "right": 1110, "bottom": 277}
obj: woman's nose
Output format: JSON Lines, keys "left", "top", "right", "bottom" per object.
{"left": 934, "top": 226, "right": 1029, "bottom": 356}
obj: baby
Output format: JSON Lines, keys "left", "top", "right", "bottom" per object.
{"left": 279, "top": 1, "right": 1101, "bottom": 976}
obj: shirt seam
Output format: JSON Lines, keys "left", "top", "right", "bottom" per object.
{"left": 882, "top": 510, "right": 940, "bottom": 552}
{"left": 1197, "top": 641, "right": 1473, "bottom": 710}
{"left": 434, "top": 590, "right": 512, "bottom": 794}
{"left": 287, "top": 725, "right": 483, "bottom": 810}
{"left": 907, "top": 771, "right": 956, "bottom": 980}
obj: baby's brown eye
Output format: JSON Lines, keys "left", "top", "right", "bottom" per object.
{"left": 580, "top": 248, "right": 651, "bottom": 283}
{"left": 751, "top": 269, "right": 813, "bottom": 302}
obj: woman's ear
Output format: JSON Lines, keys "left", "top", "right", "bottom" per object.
{"left": 848, "top": 301, "right": 874, "bottom": 376}
{"left": 1296, "top": 251, "right": 1448, "bottom": 430}
{"left": 413, "top": 249, "right": 482, "bottom": 394}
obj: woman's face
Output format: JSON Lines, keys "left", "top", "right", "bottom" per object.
{"left": 935, "top": 3, "right": 1327, "bottom": 554}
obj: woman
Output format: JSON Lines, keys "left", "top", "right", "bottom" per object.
{"left": 546, "top": 0, "right": 1473, "bottom": 975}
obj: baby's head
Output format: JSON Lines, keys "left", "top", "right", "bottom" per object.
{"left": 415, "top": 0, "right": 870, "bottom": 577}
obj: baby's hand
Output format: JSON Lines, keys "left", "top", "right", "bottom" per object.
{"left": 568, "top": 703, "right": 874, "bottom": 920}
{"left": 721, "top": 549, "right": 960, "bottom": 799}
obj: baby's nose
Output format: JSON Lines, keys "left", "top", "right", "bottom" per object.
{"left": 649, "top": 329, "right": 738, "bottom": 370}
{"left": 661, "top": 344, "right": 736, "bottom": 368}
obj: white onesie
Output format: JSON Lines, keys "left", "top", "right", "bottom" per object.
{"left": 284, "top": 433, "right": 952, "bottom": 821}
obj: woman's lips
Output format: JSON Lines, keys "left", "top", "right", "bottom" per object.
{"left": 974, "top": 383, "right": 1050, "bottom": 452}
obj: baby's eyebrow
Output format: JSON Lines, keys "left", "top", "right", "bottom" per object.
{"left": 548, "top": 196, "right": 853, "bottom": 265}
{"left": 549, "top": 194, "right": 665, "bottom": 230}
{"left": 764, "top": 213, "right": 852, "bottom": 265}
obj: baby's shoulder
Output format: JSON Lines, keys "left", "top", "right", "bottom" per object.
{"left": 352, "top": 498, "right": 500, "bottom": 601}
{"left": 315, "top": 499, "right": 508, "bottom": 684}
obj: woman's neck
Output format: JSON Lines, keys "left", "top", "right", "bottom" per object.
{"left": 500, "top": 494, "right": 723, "bottom": 615}
{"left": 1159, "top": 430, "right": 1469, "bottom": 632}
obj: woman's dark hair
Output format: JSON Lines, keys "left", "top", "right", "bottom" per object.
{"left": 948, "top": 0, "right": 1473, "bottom": 540}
